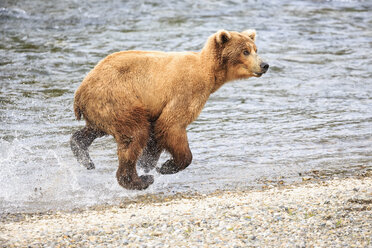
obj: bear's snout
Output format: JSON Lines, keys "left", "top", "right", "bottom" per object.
{"left": 260, "top": 62, "right": 269, "bottom": 73}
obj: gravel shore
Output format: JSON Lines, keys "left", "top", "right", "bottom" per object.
{"left": 1, "top": 176, "right": 371, "bottom": 247}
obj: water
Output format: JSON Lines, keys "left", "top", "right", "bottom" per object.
{"left": 1, "top": 0, "right": 371, "bottom": 214}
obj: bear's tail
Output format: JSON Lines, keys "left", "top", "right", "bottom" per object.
{"left": 73, "top": 91, "right": 83, "bottom": 121}
{"left": 74, "top": 101, "right": 82, "bottom": 120}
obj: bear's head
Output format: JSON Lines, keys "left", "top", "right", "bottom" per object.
{"left": 211, "top": 29, "right": 269, "bottom": 82}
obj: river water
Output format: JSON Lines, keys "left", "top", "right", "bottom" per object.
{"left": 1, "top": 0, "right": 371, "bottom": 213}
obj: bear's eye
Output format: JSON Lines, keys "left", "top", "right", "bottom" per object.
{"left": 243, "top": 50, "right": 250, "bottom": 56}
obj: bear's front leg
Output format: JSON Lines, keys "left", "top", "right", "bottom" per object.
{"left": 116, "top": 135, "right": 154, "bottom": 190}
{"left": 116, "top": 163, "right": 154, "bottom": 190}
{"left": 156, "top": 127, "right": 192, "bottom": 175}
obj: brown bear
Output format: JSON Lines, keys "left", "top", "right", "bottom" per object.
{"left": 71, "top": 29, "right": 269, "bottom": 190}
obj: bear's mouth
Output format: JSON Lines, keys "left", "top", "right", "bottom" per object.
{"left": 253, "top": 72, "right": 263, "bottom": 77}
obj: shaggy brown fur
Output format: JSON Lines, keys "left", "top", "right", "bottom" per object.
{"left": 71, "top": 29, "right": 269, "bottom": 190}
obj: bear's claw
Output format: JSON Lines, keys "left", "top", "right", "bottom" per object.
{"left": 117, "top": 175, "right": 154, "bottom": 190}
{"left": 86, "top": 162, "right": 95, "bottom": 170}
{"left": 156, "top": 159, "right": 180, "bottom": 174}
{"left": 140, "top": 175, "right": 154, "bottom": 185}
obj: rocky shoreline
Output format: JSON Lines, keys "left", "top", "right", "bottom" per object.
{"left": 1, "top": 176, "right": 371, "bottom": 247}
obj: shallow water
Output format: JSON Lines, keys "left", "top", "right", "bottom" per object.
{"left": 1, "top": 0, "right": 371, "bottom": 213}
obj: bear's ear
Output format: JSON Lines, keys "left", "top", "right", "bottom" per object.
{"left": 216, "top": 30, "right": 232, "bottom": 45}
{"left": 242, "top": 29, "right": 257, "bottom": 42}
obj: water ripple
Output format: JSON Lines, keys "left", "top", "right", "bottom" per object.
{"left": 0, "top": 0, "right": 371, "bottom": 213}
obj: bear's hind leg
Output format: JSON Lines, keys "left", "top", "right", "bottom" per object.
{"left": 137, "top": 126, "right": 163, "bottom": 173}
{"left": 114, "top": 112, "right": 154, "bottom": 190}
{"left": 70, "top": 127, "right": 105, "bottom": 169}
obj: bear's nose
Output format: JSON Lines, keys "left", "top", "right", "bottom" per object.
{"left": 260, "top": 62, "right": 269, "bottom": 72}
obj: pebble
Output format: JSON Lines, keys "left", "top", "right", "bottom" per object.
{"left": 0, "top": 177, "right": 371, "bottom": 247}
